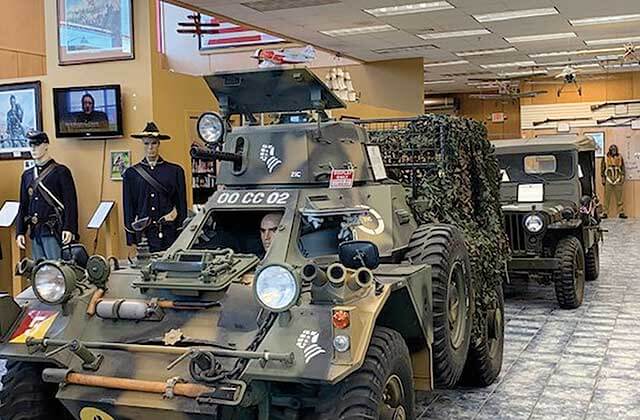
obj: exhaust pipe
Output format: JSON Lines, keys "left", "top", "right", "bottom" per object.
{"left": 301, "top": 263, "right": 328, "bottom": 287}
{"left": 347, "top": 267, "right": 374, "bottom": 291}
{"left": 327, "top": 263, "right": 347, "bottom": 288}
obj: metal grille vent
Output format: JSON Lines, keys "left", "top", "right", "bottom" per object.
{"left": 504, "top": 213, "right": 526, "bottom": 252}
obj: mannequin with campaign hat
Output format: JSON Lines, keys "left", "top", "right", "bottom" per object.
{"left": 16, "top": 131, "right": 78, "bottom": 260}
{"left": 123, "top": 122, "right": 187, "bottom": 252}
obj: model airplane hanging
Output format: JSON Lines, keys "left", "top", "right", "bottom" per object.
{"left": 468, "top": 80, "right": 547, "bottom": 102}
{"left": 252, "top": 45, "right": 317, "bottom": 68}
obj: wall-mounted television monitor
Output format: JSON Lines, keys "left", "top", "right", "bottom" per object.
{"left": 53, "top": 84, "right": 123, "bottom": 138}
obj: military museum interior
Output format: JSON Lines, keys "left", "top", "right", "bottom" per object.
{"left": 1, "top": 1, "right": 640, "bottom": 419}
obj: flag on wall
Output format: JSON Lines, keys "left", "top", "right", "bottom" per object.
{"left": 199, "top": 16, "right": 285, "bottom": 50}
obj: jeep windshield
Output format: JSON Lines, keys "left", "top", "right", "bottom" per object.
{"left": 498, "top": 151, "right": 575, "bottom": 183}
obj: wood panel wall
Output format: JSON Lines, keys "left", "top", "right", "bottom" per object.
{"left": 454, "top": 94, "right": 521, "bottom": 140}
{"left": 0, "top": 0, "right": 46, "bottom": 78}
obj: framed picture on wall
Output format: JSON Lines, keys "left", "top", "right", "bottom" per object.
{"left": 110, "top": 150, "right": 131, "bottom": 180}
{"left": 0, "top": 81, "right": 42, "bottom": 160}
{"left": 585, "top": 132, "right": 605, "bottom": 158}
{"left": 57, "top": 0, "right": 134, "bottom": 65}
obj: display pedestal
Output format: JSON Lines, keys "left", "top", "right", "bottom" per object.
{"left": 0, "top": 201, "right": 24, "bottom": 296}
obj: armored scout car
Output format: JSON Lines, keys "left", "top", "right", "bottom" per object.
{"left": 493, "top": 135, "right": 603, "bottom": 309}
{"left": 0, "top": 68, "right": 503, "bottom": 420}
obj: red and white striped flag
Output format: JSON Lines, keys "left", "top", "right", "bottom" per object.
{"left": 200, "top": 16, "right": 285, "bottom": 50}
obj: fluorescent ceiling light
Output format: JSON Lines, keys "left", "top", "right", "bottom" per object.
{"left": 320, "top": 24, "right": 396, "bottom": 37}
{"left": 596, "top": 55, "right": 622, "bottom": 61}
{"left": 424, "top": 79, "right": 456, "bottom": 84}
{"left": 570, "top": 14, "right": 640, "bottom": 26}
{"left": 505, "top": 32, "right": 577, "bottom": 43}
{"left": 604, "top": 63, "right": 640, "bottom": 69}
{"left": 529, "top": 47, "right": 625, "bottom": 58}
{"left": 373, "top": 44, "right": 437, "bottom": 54}
{"left": 498, "top": 70, "right": 548, "bottom": 77}
{"left": 546, "top": 63, "right": 601, "bottom": 70}
{"left": 585, "top": 36, "right": 640, "bottom": 46}
{"left": 423, "top": 60, "right": 469, "bottom": 67}
{"left": 456, "top": 47, "right": 517, "bottom": 57}
{"left": 474, "top": 8, "right": 558, "bottom": 23}
{"left": 481, "top": 61, "right": 536, "bottom": 69}
{"left": 364, "top": 1, "right": 454, "bottom": 17}
{"left": 418, "top": 29, "right": 491, "bottom": 40}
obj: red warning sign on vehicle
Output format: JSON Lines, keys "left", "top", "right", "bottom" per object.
{"left": 329, "top": 169, "right": 354, "bottom": 189}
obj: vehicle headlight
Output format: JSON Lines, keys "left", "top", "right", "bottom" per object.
{"left": 32, "top": 262, "right": 76, "bottom": 304}
{"left": 524, "top": 214, "right": 544, "bottom": 233}
{"left": 197, "top": 112, "right": 225, "bottom": 145}
{"left": 254, "top": 264, "right": 300, "bottom": 312}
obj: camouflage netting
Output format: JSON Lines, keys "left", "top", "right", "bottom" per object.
{"left": 367, "top": 114, "right": 510, "bottom": 329}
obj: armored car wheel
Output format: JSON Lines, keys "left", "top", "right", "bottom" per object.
{"left": 554, "top": 237, "right": 586, "bottom": 309}
{"left": 405, "top": 224, "right": 473, "bottom": 388}
{"left": 462, "top": 284, "right": 504, "bottom": 387}
{"left": 0, "top": 360, "right": 70, "bottom": 420}
{"left": 308, "top": 327, "right": 415, "bottom": 420}
{"left": 585, "top": 243, "right": 600, "bottom": 281}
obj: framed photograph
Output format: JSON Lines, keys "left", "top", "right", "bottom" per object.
{"left": 57, "top": 0, "right": 134, "bottom": 65}
{"left": 585, "top": 132, "right": 605, "bottom": 158}
{"left": 0, "top": 81, "right": 42, "bottom": 159}
{"left": 110, "top": 150, "right": 131, "bottom": 180}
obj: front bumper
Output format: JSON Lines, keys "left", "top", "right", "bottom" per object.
{"left": 508, "top": 257, "right": 560, "bottom": 272}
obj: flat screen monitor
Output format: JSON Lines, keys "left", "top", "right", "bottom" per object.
{"left": 53, "top": 85, "right": 123, "bottom": 138}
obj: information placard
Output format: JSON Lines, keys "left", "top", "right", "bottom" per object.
{"left": 0, "top": 201, "right": 20, "bottom": 227}
{"left": 87, "top": 202, "right": 115, "bottom": 229}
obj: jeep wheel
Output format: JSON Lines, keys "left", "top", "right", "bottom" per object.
{"left": 585, "top": 243, "right": 600, "bottom": 281}
{"left": 0, "top": 360, "right": 70, "bottom": 420}
{"left": 462, "top": 284, "right": 504, "bottom": 387}
{"left": 405, "top": 224, "right": 473, "bottom": 388}
{"left": 554, "top": 237, "right": 586, "bottom": 309}
{"left": 308, "top": 327, "right": 415, "bottom": 420}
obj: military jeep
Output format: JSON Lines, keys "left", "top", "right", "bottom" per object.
{"left": 493, "top": 135, "right": 603, "bottom": 309}
{"left": 0, "top": 69, "right": 504, "bottom": 420}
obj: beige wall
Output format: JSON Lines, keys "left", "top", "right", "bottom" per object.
{"left": 314, "top": 58, "right": 425, "bottom": 117}
{"left": 0, "top": 0, "right": 46, "bottom": 78}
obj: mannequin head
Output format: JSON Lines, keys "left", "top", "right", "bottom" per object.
{"left": 143, "top": 137, "right": 160, "bottom": 161}
{"left": 9, "top": 95, "right": 16, "bottom": 109}
{"left": 30, "top": 142, "right": 50, "bottom": 163}
{"left": 608, "top": 144, "right": 619, "bottom": 157}
{"left": 260, "top": 213, "right": 282, "bottom": 251}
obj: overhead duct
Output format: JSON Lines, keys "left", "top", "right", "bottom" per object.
{"left": 424, "top": 96, "right": 459, "bottom": 112}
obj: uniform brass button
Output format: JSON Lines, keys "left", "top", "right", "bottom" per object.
{"left": 151, "top": 207, "right": 156, "bottom": 211}
{"left": 151, "top": 193, "right": 155, "bottom": 198}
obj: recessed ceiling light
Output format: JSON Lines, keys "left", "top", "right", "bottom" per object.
{"left": 373, "top": 44, "right": 438, "bottom": 54}
{"left": 546, "top": 63, "right": 601, "bottom": 70}
{"left": 505, "top": 32, "right": 577, "bottom": 43}
{"left": 497, "top": 70, "right": 548, "bottom": 77}
{"left": 423, "top": 60, "right": 469, "bottom": 67}
{"left": 604, "top": 62, "right": 640, "bottom": 69}
{"left": 418, "top": 29, "right": 491, "bottom": 39}
{"left": 570, "top": 14, "right": 640, "bottom": 26}
{"left": 529, "top": 47, "right": 625, "bottom": 58}
{"left": 585, "top": 36, "right": 640, "bottom": 46}
{"left": 424, "top": 79, "right": 456, "bottom": 84}
{"left": 480, "top": 61, "right": 536, "bottom": 69}
{"left": 456, "top": 47, "right": 517, "bottom": 57}
{"left": 473, "top": 8, "right": 558, "bottom": 23}
{"left": 364, "top": 1, "right": 454, "bottom": 17}
{"left": 320, "top": 24, "right": 396, "bottom": 37}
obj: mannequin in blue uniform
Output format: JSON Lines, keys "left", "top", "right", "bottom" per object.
{"left": 16, "top": 131, "right": 78, "bottom": 260}
{"left": 123, "top": 122, "right": 187, "bottom": 252}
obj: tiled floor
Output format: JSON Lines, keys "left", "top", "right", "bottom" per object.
{"left": 417, "top": 219, "right": 640, "bottom": 420}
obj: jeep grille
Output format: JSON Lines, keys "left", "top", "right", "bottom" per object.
{"left": 504, "top": 213, "right": 526, "bottom": 252}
